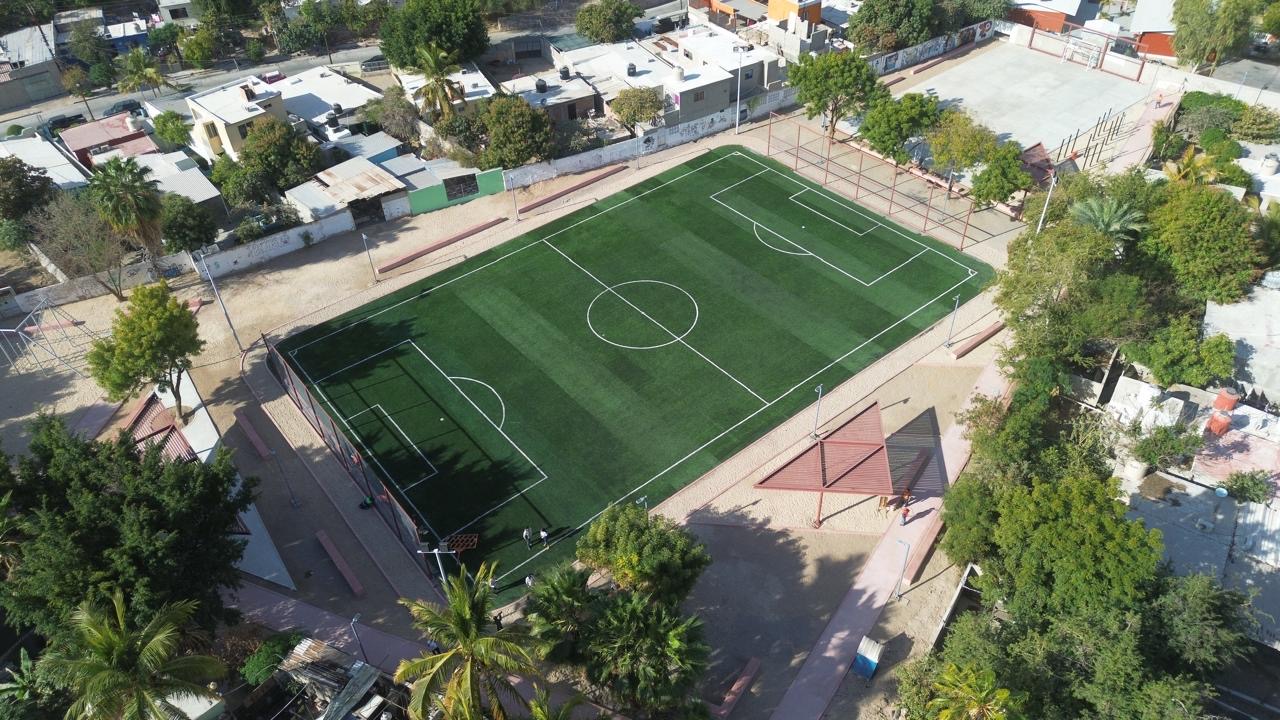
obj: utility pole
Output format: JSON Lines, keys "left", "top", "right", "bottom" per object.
{"left": 811, "top": 384, "right": 824, "bottom": 438}
{"left": 359, "top": 233, "right": 378, "bottom": 283}
{"left": 943, "top": 294, "right": 961, "bottom": 348}
{"left": 417, "top": 546, "right": 457, "bottom": 582}
{"left": 197, "top": 251, "right": 244, "bottom": 353}
{"left": 348, "top": 614, "right": 369, "bottom": 663}
{"left": 893, "top": 539, "right": 911, "bottom": 600}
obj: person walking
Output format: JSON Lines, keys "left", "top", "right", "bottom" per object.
{"left": 522, "top": 527, "right": 532, "bottom": 549}
{"left": 539, "top": 527, "right": 549, "bottom": 548}
{"left": 900, "top": 506, "right": 910, "bottom": 526}
{"left": 492, "top": 612, "right": 503, "bottom": 630}
{"left": 525, "top": 574, "right": 535, "bottom": 588}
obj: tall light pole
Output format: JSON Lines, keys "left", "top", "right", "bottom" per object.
{"left": 811, "top": 384, "right": 824, "bottom": 438}
{"left": 197, "top": 251, "right": 243, "bottom": 353}
{"left": 734, "top": 45, "right": 746, "bottom": 134}
{"left": 893, "top": 539, "right": 911, "bottom": 601}
{"left": 943, "top": 294, "right": 961, "bottom": 348}
{"left": 417, "top": 546, "right": 457, "bottom": 582}
{"left": 359, "top": 233, "right": 378, "bottom": 283}
{"left": 1035, "top": 170, "right": 1058, "bottom": 235}
{"left": 349, "top": 613, "right": 369, "bottom": 663}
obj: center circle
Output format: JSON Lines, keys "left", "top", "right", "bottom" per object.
{"left": 586, "top": 280, "right": 700, "bottom": 350}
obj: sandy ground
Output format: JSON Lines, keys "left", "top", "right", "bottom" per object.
{"left": 0, "top": 247, "right": 53, "bottom": 294}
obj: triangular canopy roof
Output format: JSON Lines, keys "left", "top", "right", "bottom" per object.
{"left": 756, "top": 402, "right": 898, "bottom": 496}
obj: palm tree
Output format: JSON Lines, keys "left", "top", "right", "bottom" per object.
{"left": 409, "top": 43, "right": 465, "bottom": 121}
{"left": 0, "top": 491, "right": 23, "bottom": 578}
{"left": 0, "top": 648, "right": 39, "bottom": 704}
{"left": 88, "top": 157, "right": 164, "bottom": 257}
{"left": 395, "top": 563, "right": 540, "bottom": 720}
{"left": 1069, "top": 197, "right": 1146, "bottom": 245}
{"left": 1162, "top": 146, "right": 1219, "bottom": 185}
{"left": 42, "top": 591, "right": 225, "bottom": 720}
{"left": 927, "top": 663, "right": 1025, "bottom": 720}
{"left": 526, "top": 563, "right": 596, "bottom": 662}
{"left": 115, "top": 48, "right": 172, "bottom": 97}
{"left": 526, "top": 688, "right": 584, "bottom": 720}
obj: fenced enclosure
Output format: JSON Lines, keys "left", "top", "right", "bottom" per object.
{"left": 1027, "top": 23, "right": 1147, "bottom": 82}
{"left": 764, "top": 113, "right": 1007, "bottom": 250}
{"left": 0, "top": 297, "right": 98, "bottom": 377}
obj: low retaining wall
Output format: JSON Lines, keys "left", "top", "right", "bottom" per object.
{"left": 196, "top": 210, "right": 356, "bottom": 280}
{"left": 377, "top": 216, "right": 507, "bottom": 274}
{"left": 1, "top": 250, "right": 192, "bottom": 318}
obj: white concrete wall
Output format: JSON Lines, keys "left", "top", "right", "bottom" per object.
{"left": 382, "top": 192, "right": 411, "bottom": 221}
{"left": 195, "top": 210, "right": 355, "bottom": 280}
{"left": 1, "top": 251, "right": 192, "bottom": 317}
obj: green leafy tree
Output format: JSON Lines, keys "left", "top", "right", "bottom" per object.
{"left": 940, "top": 475, "right": 1000, "bottom": 565}
{"left": 240, "top": 117, "right": 320, "bottom": 191}
{"left": 0, "top": 416, "right": 252, "bottom": 638}
{"left": 152, "top": 110, "right": 193, "bottom": 147}
{"left": 996, "top": 221, "right": 1115, "bottom": 331}
{"left": 1266, "top": 2, "right": 1280, "bottom": 38}
{"left": 408, "top": 43, "right": 464, "bottom": 120}
{"left": 60, "top": 66, "right": 96, "bottom": 120}
{"left": 859, "top": 93, "right": 940, "bottom": 164}
{"left": 43, "top": 591, "right": 225, "bottom": 720}
{"left": 380, "top": 0, "right": 489, "bottom": 66}
{"left": 789, "top": 51, "right": 886, "bottom": 138}
{"left": 611, "top": 87, "right": 665, "bottom": 136}
{"left": 526, "top": 563, "right": 597, "bottom": 662}
{"left": 971, "top": 142, "right": 1031, "bottom": 206}
{"left": 1232, "top": 104, "right": 1280, "bottom": 143}
{"left": 148, "top": 23, "right": 185, "bottom": 65}
{"left": 526, "top": 689, "right": 585, "bottom": 720}
{"left": 363, "top": 85, "right": 421, "bottom": 143}
{"left": 849, "top": 0, "right": 933, "bottom": 51}
{"left": 928, "top": 663, "right": 1026, "bottom": 720}
{"left": 479, "top": 96, "right": 553, "bottom": 170}
{"left": 1222, "top": 469, "right": 1274, "bottom": 503}
{"left": 575, "top": 0, "right": 642, "bottom": 43}
{"left": 1172, "top": 0, "right": 1256, "bottom": 69}
{"left": 246, "top": 38, "right": 266, "bottom": 62}
{"left": 1124, "top": 316, "right": 1235, "bottom": 388}
{"left": 88, "top": 282, "right": 206, "bottom": 417}
{"left": 115, "top": 48, "right": 173, "bottom": 97}
{"left": 1142, "top": 183, "right": 1259, "bottom": 303}
{"left": 576, "top": 502, "right": 711, "bottom": 603}
{"left": 1147, "top": 574, "right": 1255, "bottom": 677}
{"left": 395, "top": 563, "right": 539, "bottom": 720}
{"left": 0, "top": 156, "right": 56, "bottom": 220}
{"left": 89, "top": 62, "right": 117, "bottom": 89}
{"left": 160, "top": 194, "right": 216, "bottom": 253}
{"left": 180, "top": 25, "right": 218, "bottom": 68}
{"left": 584, "top": 591, "right": 708, "bottom": 716}
{"left": 1129, "top": 423, "right": 1203, "bottom": 468}
{"left": 29, "top": 193, "right": 132, "bottom": 301}
{"left": 240, "top": 632, "right": 303, "bottom": 685}
{"left": 88, "top": 156, "right": 165, "bottom": 257}
{"left": 0, "top": 218, "right": 29, "bottom": 252}
{"left": 990, "top": 472, "right": 1164, "bottom": 620}
{"left": 927, "top": 108, "right": 997, "bottom": 188}
{"left": 68, "top": 22, "right": 112, "bottom": 66}
{"left": 276, "top": 19, "right": 325, "bottom": 54}
{"left": 1069, "top": 197, "right": 1146, "bottom": 246}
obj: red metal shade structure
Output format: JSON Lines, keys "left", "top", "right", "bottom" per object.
{"left": 756, "top": 402, "right": 899, "bottom": 527}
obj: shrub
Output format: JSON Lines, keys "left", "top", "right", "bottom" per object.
{"left": 1179, "top": 91, "right": 1247, "bottom": 119}
{"left": 246, "top": 38, "right": 266, "bottom": 62}
{"left": 1179, "top": 105, "right": 1239, "bottom": 141}
{"left": 1232, "top": 104, "right": 1280, "bottom": 143}
{"left": 1131, "top": 423, "right": 1203, "bottom": 468}
{"left": 1214, "top": 161, "right": 1252, "bottom": 188}
{"left": 4, "top": 124, "right": 22, "bottom": 137}
{"left": 88, "top": 61, "right": 116, "bottom": 87}
{"left": 1222, "top": 470, "right": 1274, "bottom": 503}
{"left": 235, "top": 216, "right": 265, "bottom": 242}
{"left": 1151, "top": 123, "right": 1187, "bottom": 162}
{"left": 241, "top": 631, "right": 303, "bottom": 685}
{"left": 0, "top": 218, "right": 31, "bottom": 251}
{"left": 1198, "top": 127, "right": 1228, "bottom": 148}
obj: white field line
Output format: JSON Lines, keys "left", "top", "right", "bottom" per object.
{"left": 539, "top": 239, "right": 769, "bottom": 405}
{"left": 754, "top": 223, "right": 811, "bottom": 256}
{"left": 315, "top": 340, "right": 412, "bottom": 383}
{"left": 711, "top": 195, "right": 874, "bottom": 287}
{"left": 450, "top": 376, "right": 508, "bottom": 429}
{"left": 345, "top": 403, "right": 440, "bottom": 482}
{"left": 287, "top": 152, "right": 744, "bottom": 356}
{"left": 292, "top": 359, "right": 446, "bottom": 543}
{"left": 494, "top": 268, "right": 977, "bottom": 583}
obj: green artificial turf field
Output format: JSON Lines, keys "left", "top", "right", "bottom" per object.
{"left": 280, "top": 147, "right": 993, "bottom": 590}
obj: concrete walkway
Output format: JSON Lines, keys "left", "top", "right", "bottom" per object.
{"left": 769, "top": 361, "right": 1010, "bottom": 720}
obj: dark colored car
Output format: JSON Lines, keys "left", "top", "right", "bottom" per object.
{"left": 104, "top": 99, "right": 143, "bottom": 117}
{"left": 360, "top": 54, "right": 389, "bottom": 72}
{"left": 45, "top": 113, "right": 86, "bottom": 131}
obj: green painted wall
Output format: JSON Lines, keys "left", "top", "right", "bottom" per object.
{"left": 409, "top": 168, "right": 505, "bottom": 215}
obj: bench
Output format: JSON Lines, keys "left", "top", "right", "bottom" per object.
{"left": 233, "top": 408, "right": 272, "bottom": 460}
{"left": 21, "top": 319, "right": 84, "bottom": 335}
{"left": 518, "top": 164, "right": 627, "bottom": 214}
{"left": 949, "top": 321, "right": 1004, "bottom": 360}
{"left": 315, "top": 530, "right": 365, "bottom": 597}
{"left": 904, "top": 515, "right": 944, "bottom": 584}
{"left": 186, "top": 298, "right": 208, "bottom": 315}
{"left": 377, "top": 217, "right": 506, "bottom": 275}
{"left": 709, "top": 657, "right": 761, "bottom": 719}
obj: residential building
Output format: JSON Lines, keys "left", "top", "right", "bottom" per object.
{"left": 378, "top": 154, "right": 505, "bottom": 214}
{"left": 1006, "top": 0, "right": 1085, "bottom": 32}
{"left": 0, "top": 25, "right": 61, "bottom": 113}
{"left": 1130, "top": 0, "right": 1175, "bottom": 57}
{"left": 105, "top": 17, "right": 149, "bottom": 54}
{"left": 333, "top": 130, "right": 402, "bottom": 164}
{"left": 278, "top": 66, "right": 381, "bottom": 141}
{"left": 1203, "top": 272, "right": 1280, "bottom": 404}
{"left": 766, "top": 0, "right": 820, "bottom": 24}
{"left": 158, "top": 0, "right": 201, "bottom": 28}
{"left": 58, "top": 112, "right": 159, "bottom": 167}
{"left": 0, "top": 135, "right": 89, "bottom": 188}
{"left": 133, "top": 151, "right": 227, "bottom": 217}
{"left": 52, "top": 7, "right": 105, "bottom": 52}
{"left": 501, "top": 70, "right": 600, "bottom": 123}
{"left": 186, "top": 75, "right": 288, "bottom": 161}
{"left": 655, "top": 22, "right": 787, "bottom": 100}
{"left": 285, "top": 155, "right": 409, "bottom": 224}
{"left": 396, "top": 61, "right": 497, "bottom": 116}
{"left": 276, "top": 638, "right": 408, "bottom": 719}
{"left": 740, "top": 0, "right": 832, "bottom": 63}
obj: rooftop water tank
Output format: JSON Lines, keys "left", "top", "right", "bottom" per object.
{"left": 535, "top": 78, "right": 548, "bottom": 93}
{"left": 1262, "top": 153, "right": 1279, "bottom": 177}
{"left": 1213, "top": 387, "right": 1240, "bottom": 412}
{"left": 559, "top": 66, "right": 570, "bottom": 80}
{"left": 627, "top": 62, "right": 636, "bottom": 76}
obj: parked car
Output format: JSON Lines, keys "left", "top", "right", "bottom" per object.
{"left": 259, "top": 70, "right": 287, "bottom": 84}
{"left": 45, "top": 114, "right": 86, "bottom": 131}
{"left": 360, "top": 54, "right": 389, "bottom": 72}
{"left": 104, "top": 99, "right": 143, "bottom": 117}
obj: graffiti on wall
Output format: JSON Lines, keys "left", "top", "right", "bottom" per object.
{"left": 866, "top": 19, "right": 995, "bottom": 76}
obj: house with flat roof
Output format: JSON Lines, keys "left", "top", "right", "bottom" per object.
{"left": 1130, "top": 0, "right": 1175, "bottom": 57}
{"left": 0, "top": 25, "right": 62, "bottom": 113}
{"left": 654, "top": 22, "right": 787, "bottom": 100}
{"left": 158, "top": 0, "right": 201, "bottom": 27}
{"left": 396, "top": 61, "right": 497, "bottom": 116}
{"left": 278, "top": 66, "right": 381, "bottom": 141}
{"left": 377, "top": 154, "right": 504, "bottom": 214}
{"left": 333, "top": 130, "right": 402, "bottom": 164}
{"left": 501, "top": 70, "right": 601, "bottom": 123}
{"left": 0, "top": 135, "right": 89, "bottom": 188}
{"left": 105, "top": 17, "right": 149, "bottom": 54}
{"left": 285, "top": 156, "right": 409, "bottom": 224}
{"left": 58, "top": 112, "right": 159, "bottom": 167}
{"left": 52, "top": 7, "right": 105, "bottom": 50}
{"left": 186, "top": 75, "right": 288, "bottom": 161}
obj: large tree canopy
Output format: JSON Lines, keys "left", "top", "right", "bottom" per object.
{"left": 479, "top": 96, "right": 553, "bottom": 170}
{"left": 380, "top": 0, "right": 488, "bottom": 66}
{"left": 1141, "top": 183, "right": 1260, "bottom": 304}
{"left": 788, "top": 51, "right": 886, "bottom": 138}
{"left": 0, "top": 416, "right": 254, "bottom": 640}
